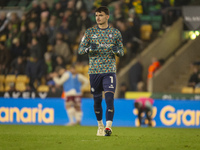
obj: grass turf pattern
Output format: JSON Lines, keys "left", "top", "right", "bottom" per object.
{"left": 0, "top": 125, "right": 199, "bottom": 150}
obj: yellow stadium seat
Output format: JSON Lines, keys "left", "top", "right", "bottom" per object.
{"left": 16, "top": 75, "right": 29, "bottom": 84}
{"left": 4, "top": 84, "right": 11, "bottom": 92}
{"left": 71, "top": 55, "right": 77, "bottom": 63}
{"left": 140, "top": 24, "right": 153, "bottom": 40}
{"left": 0, "top": 75, "right": 5, "bottom": 83}
{"left": 4, "top": 75, "right": 16, "bottom": 91}
{"left": 5, "top": 75, "right": 16, "bottom": 83}
{"left": 37, "top": 85, "right": 49, "bottom": 92}
{"left": 83, "top": 65, "right": 89, "bottom": 74}
{"left": 0, "top": 84, "right": 4, "bottom": 92}
{"left": 15, "top": 82, "right": 26, "bottom": 92}
{"left": 75, "top": 64, "right": 84, "bottom": 74}
{"left": 66, "top": 64, "right": 71, "bottom": 70}
{"left": 0, "top": 34, "right": 7, "bottom": 41}
{"left": 181, "top": 87, "right": 194, "bottom": 94}
{"left": 194, "top": 88, "right": 200, "bottom": 94}
{"left": 47, "top": 44, "right": 53, "bottom": 52}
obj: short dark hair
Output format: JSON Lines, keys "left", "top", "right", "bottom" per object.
{"left": 95, "top": 6, "right": 109, "bottom": 15}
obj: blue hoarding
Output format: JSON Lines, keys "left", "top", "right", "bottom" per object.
{"left": 0, "top": 98, "right": 200, "bottom": 127}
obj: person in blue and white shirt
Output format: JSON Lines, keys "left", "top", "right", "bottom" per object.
{"left": 50, "top": 65, "right": 89, "bottom": 125}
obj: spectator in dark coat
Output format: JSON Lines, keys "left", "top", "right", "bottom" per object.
{"left": 10, "top": 56, "right": 26, "bottom": 75}
{"left": 78, "top": 9, "right": 92, "bottom": 32}
{"left": 129, "top": 58, "right": 143, "bottom": 91}
{"left": 26, "top": 38, "right": 44, "bottom": 91}
{"left": 0, "top": 12, "right": 9, "bottom": 35}
{"left": 51, "top": 2, "right": 64, "bottom": 19}
{"left": 37, "top": 23, "right": 48, "bottom": 56}
{"left": 188, "top": 66, "right": 199, "bottom": 88}
{"left": 11, "top": 38, "right": 25, "bottom": 60}
{"left": 0, "top": 42, "right": 11, "bottom": 74}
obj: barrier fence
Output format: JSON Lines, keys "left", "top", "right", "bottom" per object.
{"left": 0, "top": 98, "right": 200, "bottom": 128}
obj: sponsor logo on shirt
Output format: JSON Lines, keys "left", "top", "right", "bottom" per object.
{"left": 92, "top": 35, "right": 98, "bottom": 38}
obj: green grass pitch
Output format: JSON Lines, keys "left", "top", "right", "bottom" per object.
{"left": 0, "top": 125, "right": 200, "bottom": 150}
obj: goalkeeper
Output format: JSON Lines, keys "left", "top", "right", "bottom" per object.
{"left": 78, "top": 6, "right": 124, "bottom": 136}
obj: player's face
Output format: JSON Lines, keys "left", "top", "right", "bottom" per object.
{"left": 95, "top": 11, "right": 109, "bottom": 25}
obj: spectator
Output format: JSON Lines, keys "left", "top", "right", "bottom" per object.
{"left": 51, "top": 2, "right": 64, "bottom": 19}
{"left": 18, "top": 25, "right": 28, "bottom": 49}
{"left": 44, "top": 52, "right": 54, "bottom": 74}
{"left": 10, "top": 56, "right": 26, "bottom": 75}
{"left": 53, "top": 55, "right": 66, "bottom": 70}
{"left": 113, "top": 1, "right": 128, "bottom": 20}
{"left": 40, "top": 11, "right": 49, "bottom": 25}
{"left": 9, "top": 12, "right": 20, "bottom": 31}
{"left": 78, "top": 9, "right": 92, "bottom": 32}
{"left": 83, "top": 0, "right": 95, "bottom": 12}
{"left": 26, "top": 38, "right": 45, "bottom": 91}
{"left": 127, "top": 9, "right": 141, "bottom": 39}
{"left": 188, "top": 66, "right": 199, "bottom": 88}
{"left": 54, "top": 38, "right": 72, "bottom": 64}
{"left": 119, "top": 83, "right": 128, "bottom": 98}
{"left": 28, "top": 21, "right": 38, "bottom": 39}
{"left": 137, "top": 81, "right": 145, "bottom": 92}
{"left": 37, "top": 23, "right": 48, "bottom": 56}
{"left": 116, "top": 19, "right": 138, "bottom": 63}
{"left": 11, "top": 38, "right": 25, "bottom": 60}
{"left": 129, "top": 57, "right": 143, "bottom": 91}
{"left": 29, "top": 38, "right": 43, "bottom": 60}
{"left": 27, "top": 0, "right": 41, "bottom": 17}
{"left": 40, "top": 2, "right": 50, "bottom": 16}
{"left": 0, "top": 42, "right": 11, "bottom": 74}
{"left": 27, "top": 11, "right": 40, "bottom": 28}
{"left": 20, "top": 14, "right": 27, "bottom": 27}
{"left": 0, "top": 11, "right": 9, "bottom": 34}
{"left": 147, "top": 57, "right": 160, "bottom": 80}
{"left": 58, "top": 21, "right": 70, "bottom": 43}
{"left": 46, "top": 19, "right": 58, "bottom": 44}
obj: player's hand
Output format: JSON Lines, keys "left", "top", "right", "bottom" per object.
{"left": 85, "top": 43, "right": 98, "bottom": 53}
{"left": 90, "top": 43, "right": 99, "bottom": 51}
{"left": 111, "top": 45, "right": 119, "bottom": 55}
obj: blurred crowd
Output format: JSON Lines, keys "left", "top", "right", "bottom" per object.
{"left": 0, "top": 0, "right": 187, "bottom": 92}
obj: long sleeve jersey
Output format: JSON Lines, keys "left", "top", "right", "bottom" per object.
{"left": 78, "top": 25, "right": 124, "bottom": 74}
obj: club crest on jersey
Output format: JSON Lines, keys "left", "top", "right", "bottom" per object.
{"left": 109, "top": 34, "right": 113, "bottom": 38}
{"left": 92, "top": 35, "right": 98, "bottom": 38}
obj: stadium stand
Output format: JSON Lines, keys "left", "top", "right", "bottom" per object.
{"left": 0, "top": 0, "right": 196, "bottom": 97}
